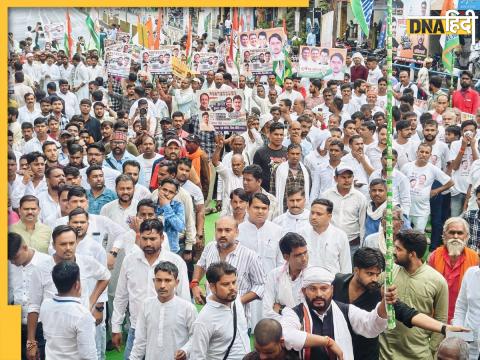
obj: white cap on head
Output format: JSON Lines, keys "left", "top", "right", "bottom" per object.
{"left": 335, "top": 163, "right": 354, "bottom": 176}
{"left": 302, "top": 266, "right": 335, "bottom": 288}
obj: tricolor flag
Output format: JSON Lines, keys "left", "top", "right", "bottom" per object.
{"left": 64, "top": 9, "right": 73, "bottom": 59}
{"left": 440, "top": 0, "right": 460, "bottom": 73}
{"left": 86, "top": 10, "right": 100, "bottom": 51}
{"left": 350, "top": 0, "right": 374, "bottom": 37}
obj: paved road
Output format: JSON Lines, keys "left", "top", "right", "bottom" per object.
{"left": 9, "top": 8, "right": 93, "bottom": 43}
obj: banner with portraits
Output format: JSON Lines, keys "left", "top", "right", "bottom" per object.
{"left": 105, "top": 51, "right": 132, "bottom": 77}
{"left": 116, "top": 31, "right": 131, "bottom": 44}
{"left": 163, "top": 45, "right": 181, "bottom": 59}
{"left": 44, "top": 23, "right": 65, "bottom": 42}
{"left": 298, "top": 46, "right": 347, "bottom": 79}
{"left": 240, "top": 48, "right": 273, "bottom": 75}
{"left": 140, "top": 50, "right": 173, "bottom": 74}
{"left": 191, "top": 52, "right": 221, "bottom": 74}
{"left": 197, "top": 89, "right": 247, "bottom": 132}
{"left": 238, "top": 27, "right": 287, "bottom": 61}
{"left": 393, "top": 0, "right": 431, "bottom": 61}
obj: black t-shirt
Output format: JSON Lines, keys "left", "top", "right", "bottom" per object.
{"left": 243, "top": 350, "right": 300, "bottom": 360}
{"left": 333, "top": 273, "right": 419, "bottom": 360}
{"left": 84, "top": 116, "right": 102, "bottom": 142}
{"left": 252, "top": 145, "right": 287, "bottom": 192}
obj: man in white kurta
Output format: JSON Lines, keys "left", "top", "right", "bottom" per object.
{"left": 299, "top": 199, "right": 352, "bottom": 274}
{"left": 130, "top": 261, "right": 197, "bottom": 360}
{"left": 111, "top": 219, "right": 189, "bottom": 359}
{"left": 273, "top": 188, "right": 310, "bottom": 235}
{"left": 71, "top": 55, "right": 90, "bottom": 102}
{"left": 263, "top": 232, "right": 309, "bottom": 321}
{"left": 238, "top": 193, "right": 284, "bottom": 326}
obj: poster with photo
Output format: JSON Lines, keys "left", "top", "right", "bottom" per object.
{"left": 140, "top": 50, "right": 173, "bottom": 74}
{"left": 224, "top": 56, "right": 240, "bottom": 83}
{"left": 298, "top": 46, "right": 347, "bottom": 79}
{"left": 191, "top": 52, "right": 220, "bottom": 74}
{"left": 163, "top": 45, "right": 181, "bottom": 59}
{"left": 240, "top": 48, "right": 273, "bottom": 75}
{"left": 392, "top": 0, "right": 430, "bottom": 61}
{"left": 197, "top": 89, "right": 247, "bottom": 132}
{"left": 44, "top": 23, "right": 65, "bottom": 42}
{"left": 238, "top": 27, "right": 287, "bottom": 61}
{"left": 116, "top": 31, "right": 131, "bottom": 44}
{"left": 105, "top": 51, "right": 132, "bottom": 77}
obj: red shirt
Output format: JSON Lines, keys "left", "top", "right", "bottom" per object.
{"left": 452, "top": 88, "right": 480, "bottom": 115}
{"left": 350, "top": 65, "right": 369, "bottom": 82}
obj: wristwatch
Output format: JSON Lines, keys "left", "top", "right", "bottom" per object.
{"left": 441, "top": 324, "right": 447, "bottom": 335}
{"left": 109, "top": 250, "right": 118, "bottom": 258}
{"left": 95, "top": 305, "right": 105, "bottom": 312}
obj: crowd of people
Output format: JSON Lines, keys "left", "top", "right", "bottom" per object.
{"left": 6, "top": 16, "right": 480, "bottom": 360}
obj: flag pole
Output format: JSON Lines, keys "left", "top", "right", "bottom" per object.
{"left": 385, "top": 0, "right": 396, "bottom": 330}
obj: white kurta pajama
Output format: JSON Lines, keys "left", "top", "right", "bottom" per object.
{"left": 130, "top": 296, "right": 197, "bottom": 360}
{"left": 238, "top": 219, "right": 284, "bottom": 327}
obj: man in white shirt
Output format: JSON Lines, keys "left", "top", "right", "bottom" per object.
{"left": 322, "top": 164, "right": 367, "bottom": 254}
{"left": 191, "top": 216, "right": 265, "bottom": 327}
{"left": 393, "top": 119, "right": 420, "bottom": 169}
{"left": 58, "top": 79, "right": 79, "bottom": 120}
{"left": 8, "top": 232, "right": 51, "bottom": 359}
{"left": 39, "top": 261, "right": 98, "bottom": 360}
{"left": 263, "top": 232, "right": 309, "bottom": 321}
{"left": 449, "top": 120, "right": 479, "bottom": 217}
{"left": 174, "top": 78, "right": 195, "bottom": 118}
{"left": 237, "top": 193, "right": 283, "bottom": 326}
{"left": 210, "top": 72, "right": 233, "bottom": 91}
{"left": 23, "top": 53, "right": 41, "bottom": 86}
{"left": 26, "top": 225, "right": 110, "bottom": 360}
{"left": 212, "top": 137, "right": 244, "bottom": 215}
{"left": 341, "top": 135, "right": 374, "bottom": 197}
{"left": 18, "top": 92, "right": 41, "bottom": 125}
{"left": 100, "top": 174, "right": 138, "bottom": 230}
{"left": 191, "top": 262, "right": 251, "bottom": 360}
{"left": 40, "top": 54, "right": 61, "bottom": 92}
{"left": 369, "top": 149, "right": 412, "bottom": 217}
{"left": 80, "top": 143, "right": 120, "bottom": 191}
{"left": 273, "top": 187, "right": 310, "bottom": 235}
{"left": 452, "top": 263, "right": 480, "bottom": 359}
{"left": 351, "top": 79, "right": 368, "bottom": 108}
{"left": 130, "top": 261, "right": 197, "bottom": 360}
{"left": 278, "top": 78, "right": 303, "bottom": 104}
{"left": 394, "top": 70, "right": 418, "bottom": 101}
{"left": 366, "top": 57, "right": 383, "bottom": 86}
{"left": 135, "top": 135, "right": 162, "bottom": 183}
{"left": 14, "top": 72, "right": 36, "bottom": 108}
{"left": 401, "top": 142, "right": 453, "bottom": 232}
{"left": 299, "top": 198, "right": 351, "bottom": 274}
{"left": 71, "top": 54, "right": 90, "bottom": 102}
{"left": 37, "top": 166, "right": 64, "bottom": 223}
{"left": 111, "top": 219, "right": 190, "bottom": 359}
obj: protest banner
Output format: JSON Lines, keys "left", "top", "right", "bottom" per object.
{"left": 191, "top": 52, "right": 220, "bottom": 74}
{"left": 116, "top": 31, "right": 131, "bottom": 44}
{"left": 393, "top": 0, "right": 431, "bottom": 61}
{"left": 298, "top": 46, "right": 347, "bottom": 79}
{"left": 171, "top": 57, "right": 196, "bottom": 78}
{"left": 239, "top": 27, "right": 287, "bottom": 61}
{"left": 197, "top": 89, "right": 247, "bottom": 132}
{"left": 44, "top": 23, "right": 65, "bottom": 42}
{"left": 240, "top": 48, "right": 273, "bottom": 75}
{"left": 105, "top": 50, "right": 132, "bottom": 77}
{"left": 141, "top": 49, "right": 173, "bottom": 74}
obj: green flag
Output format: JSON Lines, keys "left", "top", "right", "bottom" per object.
{"left": 351, "top": 0, "right": 374, "bottom": 37}
{"left": 86, "top": 14, "right": 100, "bottom": 51}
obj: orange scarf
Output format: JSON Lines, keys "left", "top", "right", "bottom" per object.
{"left": 185, "top": 148, "right": 203, "bottom": 178}
{"left": 431, "top": 245, "right": 479, "bottom": 285}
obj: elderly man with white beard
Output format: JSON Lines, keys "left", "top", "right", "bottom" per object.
{"left": 273, "top": 187, "right": 310, "bottom": 236}
{"left": 428, "top": 217, "right": 479, "bottom": 323}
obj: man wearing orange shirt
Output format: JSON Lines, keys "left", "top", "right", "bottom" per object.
{"left": 428, "top": 217, "right": 479, "bottom": 323}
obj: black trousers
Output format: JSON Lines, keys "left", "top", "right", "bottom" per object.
{"left": 21, "top": 322, "right": 45, "bottom": 360}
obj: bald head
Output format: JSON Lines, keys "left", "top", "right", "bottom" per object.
{"left": 436, "top": 337, "right": 469, "bottom": 360}
{"left": 253, "top": 319, "right": 283, "bottom": 346}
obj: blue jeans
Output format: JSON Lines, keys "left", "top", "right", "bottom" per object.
{"left": 124, "top": 327, "right": 135, "bottom": 360}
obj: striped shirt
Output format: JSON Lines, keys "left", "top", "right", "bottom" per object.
{"left": 197, "top": 242, "right": 266, "bottom": 298}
